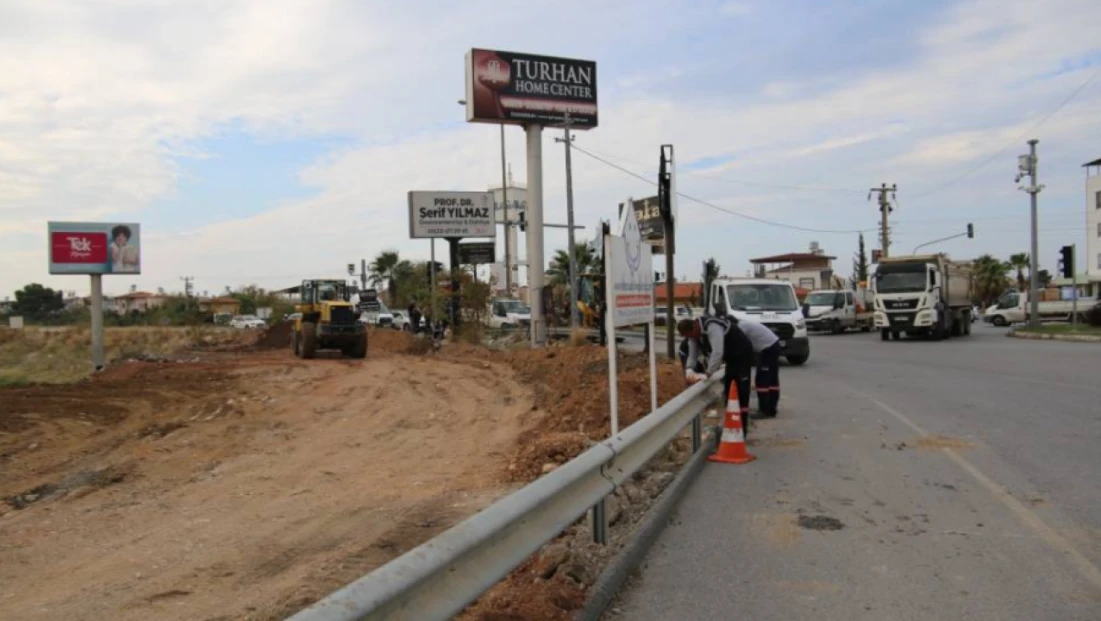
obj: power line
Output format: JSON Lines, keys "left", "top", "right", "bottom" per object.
{"left": 579, "top": 145, "right": 866, "bottom": 194}
{"left": 910, "top": 66, "right": 1101, "bottom": 201}
{"left": 570, "top": 143, "right": 872, "bottom": 235}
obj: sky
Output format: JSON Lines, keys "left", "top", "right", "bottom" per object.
{"left": 2, "top": 0, "right": 1101, "bottom": 299}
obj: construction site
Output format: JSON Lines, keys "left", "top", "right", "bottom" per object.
{"left": 0, "top": 324, "right": 691, "bottom": 621}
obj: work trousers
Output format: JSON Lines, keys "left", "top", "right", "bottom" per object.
{"left": 724, "top": 370, "right": 751, "bottom": 432}
{"left": 755, "top": 343, "right": 781, "bottom": 415}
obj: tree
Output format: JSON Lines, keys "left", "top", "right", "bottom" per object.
{"left": 852, "top": 233, "right": 869, "bottom": 287}
{"left": 369, "top": 250, "right": 402, "bottom": 304}
{"left": 546, "top": 243, "right": 597, "bottom": 286}
{"left": 1006, "top": 253, "right": 1030, "bottom": 292}
{"left": 12, "top": 283, "right": 64, "bottom": 321}
{"left": 972, "top": 254, "right": 1011, "bottom": 307}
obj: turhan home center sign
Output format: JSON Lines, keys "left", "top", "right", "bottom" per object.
{"left": 465, "top": 49, "right": 598, "bottom": 129}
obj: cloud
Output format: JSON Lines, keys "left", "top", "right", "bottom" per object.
{"left": 3, "top": 0, "right": 1101, "bottom": 297}
{"left": 718, "top": 1, "right": 752, "bottom": 17}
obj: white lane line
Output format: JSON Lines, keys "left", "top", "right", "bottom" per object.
{"left": 865, "top": 395, "right": 1101, "bottom": 594}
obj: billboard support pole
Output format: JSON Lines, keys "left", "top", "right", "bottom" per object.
{"left": 526, "top": 124, "right": 546, "bottom": 347}
{"left": 448, "top": 237, "right": 462, "bottom": 332}
{"left": 90, "top": 274, "right": 105, "bottom": 371}
{"left": 430, "top": 239, "right": 437, "bottom": 323}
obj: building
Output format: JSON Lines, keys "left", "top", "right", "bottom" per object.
{"left": 114, "top": 291, "right": 168, "bottom": 314}
{"left": 199, "top": 297, "right": 241, "bottom": 316}
{"left": 749, "top": 242, "right": 840, "bottom": 292}
{"left": 654, "top": 282, "right": 703, "bottom": 307}
{"left": 1084, "top": 158, "right": 1101, "bottom": 282}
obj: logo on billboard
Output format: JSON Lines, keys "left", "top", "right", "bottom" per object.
{"left": 624, "top": 204, "right": 642, "bottom": 275}
{"left": 48, "top": 222, "right": 141, "bottom": 275}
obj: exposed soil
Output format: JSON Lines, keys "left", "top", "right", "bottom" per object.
{"left": 0, "top": 327, "right": 694, "bottom": 621}
{"left": 0, "top": 341, "right": 532, "bottom": 621}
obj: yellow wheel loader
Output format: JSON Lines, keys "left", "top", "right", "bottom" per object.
{"left": 291, "top": 279, "right": 367, "bottom": 359}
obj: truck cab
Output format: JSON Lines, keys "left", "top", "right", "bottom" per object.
{"left": 709, "top": 278, "right": 810, "bottom": 365}
{"left": 872, "top": 254, "right": 972, "bottom": 340}
{"left": 486, "top": 298, "right": 531, "bottom": 330}
{"left": 803, "top": 289, "right": 874, "bottom": 334}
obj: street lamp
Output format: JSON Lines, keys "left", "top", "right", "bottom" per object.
{"left": 458, "top": 99, "right": 512, "bottom": 296}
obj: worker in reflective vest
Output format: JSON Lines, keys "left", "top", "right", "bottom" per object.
{"left": 731, "top": 317, "right": 782, "bottom": 417}
{"left": 678, "top": 316, "right": 754, "bottom": 431}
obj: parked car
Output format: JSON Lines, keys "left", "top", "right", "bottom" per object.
{"left": 391, "top": 311, "right": 412, "bottom": 332}
{"left": 284, "top": 312, "right": 302, "bottom": 323}
{"left": 229, "top": 314, "right": 266, "bottom": 329}
{"left": 654, "top": 304, "right": 693, "bottom": 326}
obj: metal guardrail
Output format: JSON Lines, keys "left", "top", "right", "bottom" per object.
{"left": 287, "top": 374, "right": 722, "bottom": 621}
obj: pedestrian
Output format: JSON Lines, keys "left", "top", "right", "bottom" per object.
{"left": 731, "top": 318, "right": 782, "bottom": 417}
{"left": 677, "top": 316, "right": 754, "bottom": 432}
{"left": 408, "top": 302, "right": 422, "bottom": 334}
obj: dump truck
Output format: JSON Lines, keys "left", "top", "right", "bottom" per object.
{"left": 872, "top": 253, "right": 973, "bottom": 341}
{"left": 292, "top": 279, "right": 368, "bottom": 358}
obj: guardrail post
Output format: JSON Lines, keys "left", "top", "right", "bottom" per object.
{"left": 591, "top": 499, "right": 608, "bottom": 544}
{"left": 691, "top": 413, "right": 702, "bottom": 453}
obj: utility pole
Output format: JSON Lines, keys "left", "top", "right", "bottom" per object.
{"left": 180, "top": 276, "right": 194, "bottom": 298}
{"left": 360, "top": 259, "right": 367, "bottom": 291}
{"left": 1016, "top": 139, "right": 1044, "bottom": 328}
{"left": 554, "top": 114, "right": 579, "bottom": 327}
{"left": 868, "top": 183, "right": 897, "bottom": 258}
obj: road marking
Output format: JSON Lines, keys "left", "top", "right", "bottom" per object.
{"left": 866, "top": 395, "right": 1101, "bottom": 593}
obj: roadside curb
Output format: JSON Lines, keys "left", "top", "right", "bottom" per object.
{"left": 575, "top": 426, "right": 720, "bottom": 621}
{"left": 1007, "top": 329, "right": 1101, "bottom": 343}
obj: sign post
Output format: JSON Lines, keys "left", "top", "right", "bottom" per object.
{"left": 408, "top": 191, "right": 496, "bottom": 334}
{"left": 465, "top": 48, "right": 598, "bottom": 346}
{"left": 48, "top": 221, "right": 141, "bottom": 372}
{"left": 605, "top": 199, "right": 656, "bottom": 436}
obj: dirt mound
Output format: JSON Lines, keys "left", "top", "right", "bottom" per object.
{"left": 254, "top": 321, "right": 292, "bottom": 349}
{"left": 368, "top": 328, "right": 417, "bottom": 353}
{"left": 496, "top": 345, "right": 685, "bottom": 482}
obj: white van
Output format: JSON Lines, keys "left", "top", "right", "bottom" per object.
{"left": 709, "top": 278, "right": 809, "bottom": 365}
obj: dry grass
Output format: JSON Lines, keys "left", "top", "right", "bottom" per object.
{"left": 0, "top": 326, "right": 244, "bottom": 386}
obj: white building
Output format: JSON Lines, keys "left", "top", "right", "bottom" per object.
{"left": 1085, "top": 157, "right": 1101, "bottom": 279}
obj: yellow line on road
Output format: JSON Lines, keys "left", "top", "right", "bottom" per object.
{"left": 866, "top": 395, "right": 1101, "bottom": 594}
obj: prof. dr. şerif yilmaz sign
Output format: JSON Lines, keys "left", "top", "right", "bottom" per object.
{"left": 408, "top": 191, "right": 496, "bottom": 239}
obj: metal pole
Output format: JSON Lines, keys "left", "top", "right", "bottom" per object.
{"left": 448, "top": 238, "right": 461, "bottom": 331}
{"left": 1028, "top": 139, "right": 1040, "bottom": 328}
{"left": 430, "top": 239, "right": 437, "bottom": 321}
{"left": 563, "top": 118, "right": 579, "bottom": 328}
{"left": 880, "top": 186, "right": 890, "bottom": 259}
{"left": 500, "top": 124, "right": 511, "bottom": 296}
{"left": 526, "top": 124, "right": 546, "bottom": 346}
{"left": 1072, "top": 243, "right": 1079, "bottom": 330}
{"left": 90, "top": 274, "right": 105, "bottom": 371}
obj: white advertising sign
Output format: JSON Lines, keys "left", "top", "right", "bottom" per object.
{"left": 607, "top": 202, "right": 654, "bottom": 328}
{"left": 408, "top": 191, "right": 495, "bottom": 239}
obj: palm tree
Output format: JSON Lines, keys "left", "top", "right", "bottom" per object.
{"left": 972, "top": 254, "right": 1011, "bottom": 307}
{"left": 546, "top": 243, "right": 597, "bottom": 286}
{"left": 1006, "top": 253, "right": 1030, "bottom": 292}
{"left": 369, "top": 250, "right": 402, "bottom": 304}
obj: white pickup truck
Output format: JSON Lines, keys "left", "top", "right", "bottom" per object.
{"left": 983, "top": 290, "right": 1097, "bottom": 326}
{"left": 802, "top": 289, "right": 874, "bottom": 334}
{"left": 486, "top": 298, "right": 531, "bottom": 330}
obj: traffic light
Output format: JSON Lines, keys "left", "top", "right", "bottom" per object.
{"left": 518, "top": 211, "right": 526, "bottom": 232}
{"left": 966, "top": 223, "right": 974, "bottom": 239}
{"left": 1058, "top": 245, "right": 1074, "bottom": 279}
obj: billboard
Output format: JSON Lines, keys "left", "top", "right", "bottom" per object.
{"left": 465, "top": 49, "right": 597, "bottom": 129}
{"left": 409, "top": 191, "right": 495, "bottom": 239}
{"left": 619, "top": 196, "right": 666, "bottom": 251}
{"left": 607, "top": 201, "right": 653, "bottom": 327}
{"left": 458, "top": 241, "right": 496, "bottom": 265}
{"left": 48, "top": 222, "right": 141, "bottom": 275}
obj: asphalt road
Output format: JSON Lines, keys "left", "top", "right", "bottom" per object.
{"left": 612, "top": 323, "right": 1101, "bottom": 620}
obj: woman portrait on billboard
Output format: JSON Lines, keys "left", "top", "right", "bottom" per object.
{"left": 110, "top": 224, "right": 140, "bottom": 273}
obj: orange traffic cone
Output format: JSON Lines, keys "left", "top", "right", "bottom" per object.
{"left": 709, "top": 383, "right": 756, "bottom": 465}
